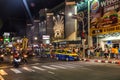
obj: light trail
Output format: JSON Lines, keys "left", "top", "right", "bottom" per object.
{"left": 23, "top": 0, "right": 33, "bottom": 23}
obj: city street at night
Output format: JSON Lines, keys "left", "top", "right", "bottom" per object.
{"left": 0, "top": 0, "right": 120, "bottom": 80}
{"left": 0, "top": 58, "right": 120, "bottom": 80}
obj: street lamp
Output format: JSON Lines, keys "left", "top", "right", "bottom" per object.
{"left": 34, "top": 37, "right": 38, "bottom": 40}
{"left": 68, "top": 12, "right": 73, "bottom": 17}
{"left": 88, "top": 0, "right": 93, "bottom": 48}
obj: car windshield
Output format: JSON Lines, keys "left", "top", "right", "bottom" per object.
{"left": 52, "top": 50, "right": 56, "bottom": 52}
{"left": 66, "top": 50, "right": 72, "bottom": 53}
{"left": 45, "top": 50, "right": 49, "bottom": 52}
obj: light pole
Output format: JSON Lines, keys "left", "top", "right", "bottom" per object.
{"left": 88, "top": 0, "right": 92, "bottom": 48}
{"left": 76, "top": 12, "right": 86, "bottom": 58}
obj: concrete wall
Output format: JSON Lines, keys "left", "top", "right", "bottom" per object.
{"left": 65, "top": 4, "right": 76, "bottom": 40}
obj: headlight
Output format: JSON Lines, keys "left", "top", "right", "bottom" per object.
{"left": 1, "top": 55, "right": 4, "bottom": 57}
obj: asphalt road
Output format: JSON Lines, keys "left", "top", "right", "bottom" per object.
{"left": 0, "top": 60, "right": 120, "bottom": 80}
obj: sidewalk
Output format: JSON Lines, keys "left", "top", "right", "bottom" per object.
{"left": 81, "top": 57, "right": 120, "bottom": 64}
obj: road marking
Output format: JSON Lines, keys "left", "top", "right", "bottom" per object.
{"left": 32, "top": 66, "right": 46, "bottom": 71}
{"left": 0, "top": 75, "right": 4, "bottom": 80}
{"left": 41, "top": 66, "right": 57, "bottom": 70}
{"left": 48, "top": 71, "right": 55, "bottom": 74}
{"left": 58, "top": 64, "right": 75, "bottom": 68}
{"left": 50, "top": 65, "right": 67, "bottom": 69}
{"left": 22, "top": 67, "right": 35, "bottom": 72}
{"left": 31, "top": 63, "right": 39, "bottom": 65}
{"left": 10, "top": 68, "right": 22, "bottom": 74}
{"left": 0, "top": 70, "right": 8, "bottom": 75}
{"left": 0, "top": 66, "right": 12, "bottom": 69}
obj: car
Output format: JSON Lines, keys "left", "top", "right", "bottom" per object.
{"left": 41, "top": 49, "right": 50, "bottom": 58}
{"left": 56, "top": 49, "right": 80, "bottom": 61}
{"left": 46, "top": 49, "right": 65, "bottom": 58}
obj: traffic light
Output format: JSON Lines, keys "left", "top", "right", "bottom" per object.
{"left": 81, "top": 32, "right": 85, "bottom": 39}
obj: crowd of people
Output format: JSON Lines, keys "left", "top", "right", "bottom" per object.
{"left": 72, "top": 45, "right": 120, "bottom": 60}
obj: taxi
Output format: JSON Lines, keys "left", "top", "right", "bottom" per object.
{"left": 55, "top": 49, "right": 79, "bottom": 61}
{"left": 44, "top": 49, "right": 56, "bottom": 58}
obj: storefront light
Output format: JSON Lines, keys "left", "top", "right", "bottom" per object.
{"left": 68, "top": 12, "right": 72, "bottom": 17}
{"left": 34, "top": 37, "right": 38, "bottom": 40}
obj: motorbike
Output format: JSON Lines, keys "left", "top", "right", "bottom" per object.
{"left": 21, "top": 54, "right": 28, "bottom": 64}
{"left": 13, "top": 57, "right": 21, "bottom": 68}
{"left": 0, "top": 54, "right": 4, "bottom": 62}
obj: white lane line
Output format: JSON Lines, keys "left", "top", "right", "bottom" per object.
{"left": 48, "top": 71, "right": 55, "bottom": 74}
{"left": 22, "top": 67, "right": 35, "bottom": 72}
{"left": 41, "top": 66, "right": 57, "bottom": 70}
{"left": 31, "top": 63, "right": 39, "bottom": 65}
{"left": 0, "top": 70, "right": 8, "bottom": 76}
{"left": 32, "top": 66, "right": 46, "bottom": 71}
{"left": 0, "top": 75, "right": 4, "bottom": 80}
{"left": 10, "top": 68, "right": 22, "bottom": 74}
{"left": 50, "top": 65, "right": 67, "bottom": 69}
{"left": 58, "top": 64, "right": 75, "bottom": 68}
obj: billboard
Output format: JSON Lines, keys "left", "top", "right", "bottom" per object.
{"left": 90, "top": 0, "right": 120, "bottom": 35}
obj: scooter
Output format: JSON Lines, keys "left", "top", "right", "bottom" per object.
{"left": 21, "top": 54, "right": 28, "bottom": 64}
{"left": 13, "top": 57, "right": 21, "bottom": 68}
{"left": 0, "top": 54, "right": 4, "bottom": 62}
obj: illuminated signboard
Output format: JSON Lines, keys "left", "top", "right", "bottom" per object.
{"left": 90, "top": 0, "right": 120, "bottom": 36}
{"left": 42, "top": 35, "right": 50, "bottom": 40}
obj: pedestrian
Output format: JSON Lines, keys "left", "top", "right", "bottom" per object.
{"left": 118, "top": 47, "right": 120, "bottom": 59}
{"left": 111, "top": 47, "right": 115, "bottom": 59}
{"left": 87, "top": 48, "right": 90, "bottom": 59}
{"left": 114, "top": 47, "right": 118, "bottom": 59}
{"left": 90, "top": 47, "right": 94, "bottom": 58}
{"left": 104, "top": 47, "right": 109, "bottom": 58}
{"left": 22, "top": 52, "right": 28, "bottom": 64}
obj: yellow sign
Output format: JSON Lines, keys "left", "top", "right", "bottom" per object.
{"left": 90, "top": 24, "right": 120, "bottom": 36}
{"left": 22, "top": 38, "right": 28, "bottom": 50}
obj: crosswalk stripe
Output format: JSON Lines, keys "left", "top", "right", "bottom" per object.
{"left": 10, "top": 68, "right": 22, "bottom": 74}
{"left": 0, "top": 75, "right": 4, "bottom": 80}
{"left": 0, "top": 70, "right": 8, "bottom": 75}
{"left": 41, "top": 66, "right": 57, "bottom": 70}
{"left": 48, "top": 71, "right": 55, "bottom": 74}
{"left": 32, "top": 66, "right": 46, "bottom": 71}
{"left": 22, "top": 67, "right": 35, "bottom": 72}
{"left": 58, "top": 64, "right": 75, "bottom": 68}
{"left": 50, "top": 65, "right": 66, "bottom": 69}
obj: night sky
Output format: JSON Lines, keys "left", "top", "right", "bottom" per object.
{"left": 0, "top": 0, "right": 64, "bottom": 36}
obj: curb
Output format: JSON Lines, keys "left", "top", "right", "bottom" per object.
{"left": 81, "top": 58, "right": 120, "bottom": 64}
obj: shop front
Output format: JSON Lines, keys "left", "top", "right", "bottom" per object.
{"left": 90, "top": 0, "right": 120, "bottom": 49}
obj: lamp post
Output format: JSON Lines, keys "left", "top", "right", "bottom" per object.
{"left": 77, "top": 12, "right": 85, "bottom": 58}
{"left": 88, "top": 0, "right": 92, "bottom": 48}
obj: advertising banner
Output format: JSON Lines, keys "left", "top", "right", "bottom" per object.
{"left": 90, "top": 0, "right": 120, "bottom": 35}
